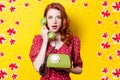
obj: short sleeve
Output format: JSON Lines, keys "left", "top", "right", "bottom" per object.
{"left": 29, "top": 35, "right": 43, "bottom": 62}
{"left": 72, "top": 36, "right": 83, "bottom": 68}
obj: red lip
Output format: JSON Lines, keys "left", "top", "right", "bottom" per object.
{"left": 52, "top": 25, "right": 57, "bottom": 29}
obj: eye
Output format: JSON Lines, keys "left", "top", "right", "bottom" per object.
{"left": 57, "top": 16, "right": 61, "bottom": 19}
{"left": 48, "top": 16, "right": 52, "bottom": 19}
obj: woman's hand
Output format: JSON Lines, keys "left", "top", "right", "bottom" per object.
{"left": 55, "top": 67, "right": 82, "bottom": 74}
{"left": 41, "top": 26, "right": 49, "bottom": 41}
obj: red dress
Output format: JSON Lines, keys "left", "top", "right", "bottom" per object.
{"left": 29, "top": 35, "right": 83, "bottom": 80}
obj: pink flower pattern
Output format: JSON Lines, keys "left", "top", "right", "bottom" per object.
{"left": 71, "top": 0, "right": 76, "bottom": 3}
{"left": 9, "top": 63, "right": 18, "bottom": 70}
{"left": 102, "top": 68, "right": 108, "bottom": 73}
{"left": 8, "top": 0, "right": 16, "bottom": 3}
{"left": 101, "top": 10, "right": 110, "bottom": 17}
{"left": 84, "top": 2, "right": 88, "bottom": 7}
{"left": 102, "top": 1, "right": 108, "bottom": 7}
{"left": 10, "top": 39, "right": 16, "bottom": 45}
{"left": 112, "top": 1, "right": 120, "bottom": 11}
{"left": 12, "top": 74, "right": 18, "bottom": 80}
{"left": 15, "top": 21, "right": 20, "bottom": 25}
{"left": 10, "top": 6, "right": 16, "bottom": 12}
{"left": 112, "top": 68, "right": 120, "bottom": 78}
{"left": 116, "top": 50, "right": 120, "bottom": 57}
{"left": 102, "top": 32, "right": 108, "bottom": 38}
{"left": 97, "top": 20, "right": 102, "bottom": 24}
{"left": 0, "top": 52, "right": 4, "bottom": 57}
{"left": 112, "top": 33, "right": 120, "bottom": 43}
{"left": 24, "top": 2, "right": 29, "bottom": 7}
{"left": 97, "top": 51, "right": 102, "bottom": 56}
{"left": 0, "top": 70, "right": 8, "bottom": 79}
{"left": 101, "top": 42, "right": 110, "bottom": 49}
{"left": 114, "top": 20, "right": 118, "bottom": 24}
{"left": 0, "top": 35, "right": 6, "bottom": 44}
{"left": 0, "top": 3, "right": 5, "bottom": 12}
{"left": 0, "top": 0, "right": 120, "bottom": 80}
{"left": 0, "top": 19, "right": 4, "bottom": 24}
{"left": 7, "top": 28, "right": 16, "bottom": 36}
{"left": 102, "top": 76, "right": 109, "bottom": 80}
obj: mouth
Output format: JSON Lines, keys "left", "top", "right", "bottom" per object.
{"left": 52, "top": 25, "right": 57, "bottom": 29}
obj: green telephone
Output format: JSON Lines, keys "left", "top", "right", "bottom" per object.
{"left": 47, "top": 54, "right": 71, "bottom": 68}
{"left": 41, "top": 17, "right": 56, "bottom": 40}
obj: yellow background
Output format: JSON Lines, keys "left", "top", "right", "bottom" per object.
{"left": 0, "top": 0, "right": 120, "bottom": 80}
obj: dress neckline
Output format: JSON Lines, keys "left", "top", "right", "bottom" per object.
{"left": 48, "top": 41, "right": 65, "bottom": 51}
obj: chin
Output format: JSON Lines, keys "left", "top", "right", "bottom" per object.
{"left": 51, "top": 30, "right": 59, "bottom": 33}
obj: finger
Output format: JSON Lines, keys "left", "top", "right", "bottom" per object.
{"left": 42, "top": 26, "right": 46, "bottom": 30}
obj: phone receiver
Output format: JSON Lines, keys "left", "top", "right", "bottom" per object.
{"left": 41, "top": 17, "right": 56, "bottom": 40}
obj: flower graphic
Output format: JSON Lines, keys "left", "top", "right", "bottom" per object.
{"left": 0, "top": 69, "right": 8, "bottom": 79}
{"left": 10, "top": 6, "right": 16, "bottom": 12}
{"left": 0, "top": 52, "right": 4, "bottom": 57}
{"left": 84, "top": 2, "right": 88, "bottom": 7}
{"left": 102, "top": 67, "right": 108, "bottom": 73}
{"left": 71, "top": 0, "right": 76, "bottom": 3}
{"left": 112, "top": 33, "right": 120, "bottom": 43}
{"left": 0, "top": 35, "right": 6, "bottom": 44}
{"left": 97, "top": 51, "right": 102, "bottom": 56}
{"left": 10, "top": 39, "right": 16, "bottom": 45}
{"left": 12, "top": 74, "right": 18, "bottom": 80}
{"left": 7, "top": 28, "right": 16, "bottom": 36}
{"left": 102, "top": 76, "right": 109, "bottom": 80}
{"left": 0, "top": 2, "right": 5, "bottom": 12}
{"left": 17, "top": 56, "right": 22, "bottom": 60}
{"left": 112, "top": 68, "right": 120, "bottom": 78}
{"left": 97, "top": 20, "right": 102, "bottom": 24}
{"left": 116, "top": 50, "right": 120, "bottom": 57}
{"left": 101, "top": 42, "right": 110, "bottom": 49}
{"left": 114, "top": 20, "right": 118, "bottom": 24}
{"left": 102, "top": 1, "right": 108, "bottom": 7}
{"left": 15, "top": 21, "right": 20, "bottom": 25}
{"left": 102, "top": 32, "right": 108, "bottom": 38}
{"left": 108, "top": 55, "right": 113, "bottom": 60}
{"left": 9, "top": 63, "right": 18, "bottom": 70}
{"left": 0, "top": 19, "right": 4, "bottom": 24}
{"left": 24, "top": 2, "right": 29, "bottom": 7}
{"left": 8, "top": 0, "right": 16, "bottom": 3}
{"left": 101, "top": 10, "right": 110, "bottom": 17}
{"left": 112, "top": 1, "right": 120, "bottom": 11}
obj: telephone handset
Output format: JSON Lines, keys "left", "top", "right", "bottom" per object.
{"left": 41, "top": 17, "right": 56, "bottom": 40}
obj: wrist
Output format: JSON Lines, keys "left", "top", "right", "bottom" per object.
{"left": 43, "top": 39, "right": 48, "bottom": 42}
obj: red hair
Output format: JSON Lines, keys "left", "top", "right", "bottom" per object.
{"left": 44, "top": 3, "right": 72, "bottom": 45}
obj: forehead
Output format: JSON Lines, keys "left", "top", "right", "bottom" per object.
{"left": 47, "top": 8, "right": 61, "bottom": 16}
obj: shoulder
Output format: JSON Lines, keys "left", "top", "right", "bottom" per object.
{"left": 34, "top": 34, "right": 42, "bottom": 39}
{"left": 33, "top": 34, "right": 43, "bottom": 40}
{"left": 71, "top": 35, "right": 81, "bottom": 42}
{"left": 32, "top": 34, "right": 43, "bottom": 43}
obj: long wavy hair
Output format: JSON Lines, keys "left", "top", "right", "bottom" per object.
{"left": 44, "top": 3, "right": 73, "bottom": 45}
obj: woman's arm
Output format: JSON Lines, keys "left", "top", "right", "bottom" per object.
{"left": 70, "top": 67, "right": 82, "bottom": 74}
{"left": 70, "top": 36, "right": 83, "bottom": 74}
{"left": 61, "top": 67, "right": 82, "bottom": 74}
{"left": 33, "top": 26, "right": 49, "bottom": 71}
{"left": 33, "top": 40, "right": 48, "bottom": 71}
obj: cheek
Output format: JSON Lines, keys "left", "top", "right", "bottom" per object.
{"left": 47, "top": 20, "right": 52, "bottom": 27}
{"left": 58, "top": 20, "right": 62, "bottom": 26}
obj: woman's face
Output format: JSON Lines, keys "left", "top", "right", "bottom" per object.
{"left": 46, "top": 8, "right": 62, "bottom": 33}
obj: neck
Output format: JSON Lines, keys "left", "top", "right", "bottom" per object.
{"left": 54, "top": 32, "right": 61, "bottom": 41}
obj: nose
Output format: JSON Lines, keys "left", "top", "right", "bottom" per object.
{"left": 53, "top": 18, "right": 57, "bottom": 24}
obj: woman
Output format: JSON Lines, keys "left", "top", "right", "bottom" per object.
{"left": 29, "top": 3, "right": 83, "bottom": 80}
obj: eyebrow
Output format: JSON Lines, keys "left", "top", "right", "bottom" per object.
{"left": 47, "top": 14, "right": 61, "bottom": 16}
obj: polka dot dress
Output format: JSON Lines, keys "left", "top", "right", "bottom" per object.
{"left": 29, "top": 35, "right": 83, "bottom": 80}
